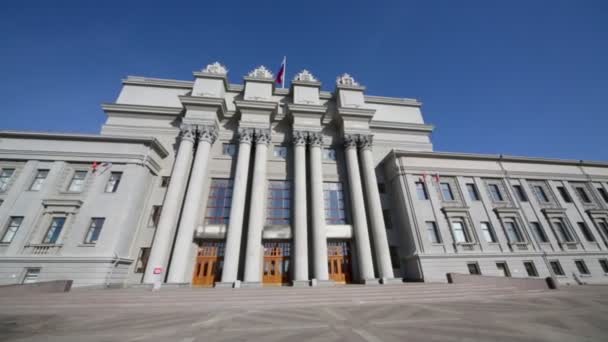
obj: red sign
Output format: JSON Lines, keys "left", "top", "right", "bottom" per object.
{"left": 153, "top": 267, "right": 162, "bottom": 275}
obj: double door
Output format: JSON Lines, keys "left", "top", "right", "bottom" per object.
{"left": 263, "top": 241, "right": 291, "bottom": 285}
{"left": 192, "top": 241, "right": 224, "bottom": 287}
{"left": 327, "top": 240, "right": 352, "bottom": 284}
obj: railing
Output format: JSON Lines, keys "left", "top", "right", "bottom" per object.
{"left": 23, "top": 244, "right": 63, "bottom": 255}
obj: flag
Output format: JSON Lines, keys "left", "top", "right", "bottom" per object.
{"left": 275, "top": 56, "right": 286, "bottom": 88}
{"left": 99, "top": 162, "right": 112, "bottom": 174}
{"left": 419, "top": 172, "right": 427, "bottom": 183}
{"left": 433, "top": 173, "right": 440, "bottom": 183}
{"left": 91, "top": 161, "right": 99, "bottom": 173}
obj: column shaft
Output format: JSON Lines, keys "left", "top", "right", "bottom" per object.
{"left": 310, "top": 134, "right": 329, "bottom": 281}
{"left": 293, "top": 132, "right": 309, "bottom": 282}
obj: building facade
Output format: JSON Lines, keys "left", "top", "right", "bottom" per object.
{"left": 1, "top": 62, "right": 608, "bottom": 287}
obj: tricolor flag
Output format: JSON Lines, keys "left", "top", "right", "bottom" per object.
{"left": 275, "top": 56, "right": 286, "bottom": 88}
{"left": 433, "top": 173, "right": 441, "bottom": 183}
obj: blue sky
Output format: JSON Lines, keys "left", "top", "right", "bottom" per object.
{"left": 1, "top": 1, "right": 607, "bottom": 160}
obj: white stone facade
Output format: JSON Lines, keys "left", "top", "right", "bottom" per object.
{"left": 0, "top": 62, "right": 607, "bottom": 287}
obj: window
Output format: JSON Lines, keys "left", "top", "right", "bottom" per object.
{"left": 148, "top": 205, "right": 162, "bottom": 228}
{"left": 0, "top": 199, "right": 3, "bottom": 207}
{"left": 267, "top": 181, "right": 291, "bottom": 225}
{"left": 503, "top": 221, "right": 524, "bottom": 243}
{"left": 135, "top": 247, "right": 151, "bottom": 273}
{"left": 415, "top": 182, "right": 428, "bottom": 200}
{"left": 383, "top": 210, "right": 392, "bottom": 229}
{"left": 575, "top": 260, "right": 590, "bottom": 275}
{"left": 29, "top": 170, "right": 49, "bottom": 191}
{"left": 426, "top": 221, "right": 441, "bottom": 243}
{"left": 440, "top": 183, "right": 454, "bottom": 201}
{"left": 576, "top": 187, "right": 592, "bottom": 203}
{"left": 22, "top": 268, "right": 41, "bottom": 284}
{"left": 467, "top": 262, "right": 481, "bottom": 275}
{"left": 451, "top": 221, "right": 470, "bottom": 243}
{"left": 577, "top": 222, "right": 595, "bottom": 242}
{"left": 466, "top": 183, "right": 479, "bottom": 201}
{"left": 1, "top": 216, "right": 23, "bottom": 243}
{"left": 43, "top": 217, "right": 66, "bottom": 244}
{"left": 205, "top": 179, "right": 233, "bottom": 224}
{"left": 0, "top": 168, "right": 15, "bottom": 192}
{"left": 599, "top": 259, "right": 608, "bottom": 273}
{"left": 597, "top": 187, "right": 608, "bottom": 203}
{"left": 496, "top": 262, "right": 511, "bottom": 277}
{"left": 378, "top": 183, "right": 386, "bottom": 194}
{"left": 553, "top": 220, "right": 575, "bottom": 243}
{"left": 598, "top": 221, "right": 608, "bottom": 239}
{"left": 84, "top": 218, "right": 105, "bottom": 244}
{"left": 480, "top": 222, "right": 497, "bottom": 243}
{"left": 222, "top": 143, "right": 236, "bottom": 157}
{"left": 557, "top": 186, "right": 572, "bottom": 203}
{"left": 324, "top": 182, "right": 346, "bottom": 224}
{"left": 322, "top": 148, "right": 336, "bottom": 161}
{"left": 161, "top": 176, "right": 171, "bottom": 187}
{"left": 67, "top": 170, "right": 87, "bottom": 192}
{"left": 533, "top": 185, "right": 550, "bottom": 203}
{"left": 104, "top": 172, "right": 122, "bottom": 193}
{"left": 513, "top": 185, "right": 528, "bottom": 202}
{"left": 488, "top": 184, "right": 503, "bottom": 201}
{"left": 523, "top": 261, "right": 538, "bottom": 277}
{"left": 389, "top": 247, "right": 400, "bottom": 268}
{"left": 530, "top": 222, "right": 549, "bottom": 243}
{"left": 273, "top": 146, "right": 288, "bottom": 159}
{"left": 550, "top": 260, "right": 565, "bottom": 276}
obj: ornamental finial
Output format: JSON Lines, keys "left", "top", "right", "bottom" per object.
{"left": 336, "top": 73, "right": 359, "bottom": 86}
{"left": 202, "top": 62, "right": 228, "bottom": 75}
{"left": 293, "top": 69, "right": 318, "bottom": 83}
{"left": 247, "top": 66, "right": 274, "bottom": 79}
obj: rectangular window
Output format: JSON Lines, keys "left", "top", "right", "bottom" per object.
{"left": 323, "top": 182, "right": 347, "bottom": 224}
{"left": 466, "top": 183, "right": 479, "bottom": 201}
{"left": 84, "top": 218, "right": 105, "bottom": 244}
{"left": 389, "top": 246, "right": 400, "bottom": 268}
{"left": 597, "top": 187, "right": 608, "bottom": 203}
{"left": 530, "top": 222, "right": 549, "bottom": 243}
{"left": 148, "top": 205, "right": 162, "bottom": 228}
{"left": 135, "top": 247, "right": 151, "bottom": 273}
{"left": 440, "top": 183, "right": 454, "bottom": 201}
{"left": 467, "top": 262, "right": 481, "bottom": 275}
{"left": 426, "top": 221, "right": 441, "bottom": 243}
{"left": 222, "top": 143, "right": 236, "bottom": 157}
{"left": 496, "top": 262, "right": 511, "bottom": 277}
{"left": 577, "top": 222, "right": 595, "bottom": 242}
{"left": 378, "top": 183, "right": 386, "bottom": 194}
{"left": 557, "top": 186, "right": 572, "bottom": 203}
{"left": 322, "top": 148, "right": 336, "bottom": 161}
{"left": 575, "top": 260, "right": 590, "bottom": 275}
{"left": 599, "top": 259, "right": 608, "bottom": 273}
{"left": 104, "top": 172, "right": 122, "bottom": 193}
{"left": 553, "top": 220, "right": 575, "bottom": 243}
{"left": 43, "top": 217, "right": 66, "bottom": 244}
{"left": 22, "top": 268, "right": 41, "bottom": 284}
{"left": 0, "top": 199, "right": 3, "bottom": 207}
{"left": 488, "top": 183, "right": 504, "bottom": 201}
{"left": 451, "top": 221, "right": 469, "bottom": 243}
{"left": 504, "top": 221, "right": 524, "bottom": 243}
{"left": 550, "top": 260, "right": 565, "bottom": 276}
{"left": 161, "top": 176, "right": 171, "bottom": 187}
{"left": 480, "top": 222, "right": 497, "bottom": 243}
{"left": 513, "top": 185, "right": 528, "bottom": 202}
{"left": 576, "top": 187, "right": 592, "bottom": 203}
{"left": 533, "top": 185, "right": 550, "bottom": 203}
{"left": 383, "top": 210, "right": 392, "bottom": 229}
{"left": 29, "top": 169, "right": 49, "bottom": 191}
{"left": 523, "top": 261, "right": 539, "bottom": 277}
{"left": 67, "top": 170, "right": 87, "bottom": 192}
{"left": 415, "top": 181, "right": 428, "bottom": 200}
{"left": 205, "top": 179, "right": 233, "bottom": 224}
{"left": 0, "top": 168, "right": 15, "bottom": 192}
{"left": 273, "top": 146, "right": 288, "bottom": 159}
{"left": 267, "top": 181, "right": 291, "bottom": 225}
{"left": 1, "top": 216, "right": 23, "bottom": 243}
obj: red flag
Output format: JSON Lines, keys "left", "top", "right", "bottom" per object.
{"left": 433, "top": 173, "right": 440, "bottom": 183}
{"left": 91, "top": 161, "right": 99, "bottom": 173}
{"left": 275, "top": 56, "right": 286, "bottom": 88}
{"left": 419, "top": 172, "right": 427, "bottom": 183}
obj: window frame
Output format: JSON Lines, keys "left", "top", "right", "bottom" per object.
{"left": 553, "top": 219, "right": 576, "bottom": 243}
{"left": 488, "top": 183, "right": 504, "bottom": 202}
{"left": 104, "top": 172, "right": 122, "bottom": 193}
{"left": 83, "top": 217, "right": 105, "bottom": 244}
{"left": 513, "top": 185, "right": 528, "bottom": 202}
{"left": 42, "top": 217, "right": 66, "bottom": 244}
{"left": 204, "top": 179, "right": 233, "bottom": 225}
{"left": 480, "top": 221, "right": 497, "bottom": 243}
{"left": 575, "top": 186, "right": 592, "bottom": 204}
{"left": 557, "top": 186, "right": 572, "bottom": 203}
{"left": 0, "top": 168, "right": 15, "bottom": 192}
{"left": 599, "top": 259, "right": 608, "bottom": 274}
{"left": 533, "top": 185, "right": 550, "bottom": 203}
{"left": 415, "top": 181, "right": 429, "bottom": 200}
{"left": 135, "top": 247, "right": 151, "bottom": 273}
{"left": 550, "top": 260, "right": 565, "bottom": 276}
{"left": 466, "top": 183, "right": 480, "bottom": 201}
{"left": 160, "top": 176, "right": 171, "bottom": 187}
{"left": 148, "top": 205, "right": 162, "bottom": 228}
{"left": 22, "top": 267, "right": 41, "bottom": 284}
{"left": 467, "top": 262, "right": 481, "bottom": 275}
{"left": 530, "top": 222, "right": 549, "bottom": 243}
{"left": 496, "top": 262, "right": 511, "bottom": 277}
{"left": 322, "top": 148, "right": 337, "bottom": 161}
{"left": 451, "top": 220, "right": 471, "bottom": 243}
{"left": 425, "top": 221, "right": 442, "bottom": 244}
{"left": 66, "top": 170, "right": 88, "bottom": 193}
{"left": 266, "top": 180, "right": 291, "bottom": 225}
{"left": 597, "top": 187, "right": 608, "bottom": 204}
{"left": 503, "top": 220, "right": 525, "bottom": 243}
{"left": 29, "top": 169, "right": 49, "bottom": 191}
{"left": 323, "top": 182, "right": 347, "bottom": 225}
{"left": 222, "top": 143, "right": 236, "bottom": 157}
{"left": 574, "top": 260, "right": 590, "bottom": 275}
{"left": 440, "top": 182, "right": 455, "bottom": 201}
{"left": 1, "top": 216, "right": 24, "bottom": 244}
{"left": 577, "top": 222, "right": 595, "bottom": 242}
{"left": 523, "top": 261, "right": 539, "bottom": 277}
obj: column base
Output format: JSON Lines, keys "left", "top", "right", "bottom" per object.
{"left": 292, "top": 280, "right": 311, "bottom": 287}
{"left": 311, "top": 279, "right": 334, "bottom": 287}
{"left": 214, "top": 281, "right": 240, "bottom": 288}
{"left": 240, "top": 281, "right": 263, "bottom": 288}
{"left": 163, "top": 282, "right": 192, "bottom": 288}
{"left": 380, "top": 278, "right": 403, "bottom": 285}
{"left": 361, "top": 278, "right": 380, "bottom": 285}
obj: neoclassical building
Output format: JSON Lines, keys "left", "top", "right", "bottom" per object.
{"left": 1, "top": 62, "right": 608, "bottom": 287}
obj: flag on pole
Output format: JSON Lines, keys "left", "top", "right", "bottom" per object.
{"left": 419, "top": 172, "right": 427, "bottom": 183}
{"left": 275, "top": 56, "right": 286, "bottom": 88}
{"left": 91, "top": 161, "right": 99, "bottom": 173}
{"left": 433, "top": 173, "right": 441, "bottom": 183}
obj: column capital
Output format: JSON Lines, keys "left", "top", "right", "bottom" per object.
{"left": 309, "top": 132, "right": 324, "bottom": 147}
{"left": 292, "top": 130, "right": 308, "bottom": 146}
{"left": 359, "top": 134, "right": 373, "bottom": 151}
{"left": 197, "top": 125, "right": 218, "bottom": 144}
{"left": 343, "top": 133, "right": 358, "bottom": 150}
{"left": 180, "top": 124, "right": 196, "bottom": 142}
{"left": 254, "top": 129, "right": 272, "bottom": 145}
{"left": 238, "top": 128, "right": 254, "bottom": 145}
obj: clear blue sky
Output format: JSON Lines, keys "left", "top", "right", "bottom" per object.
{"left": 1, "top": 1, "right": 607, "bottom": 160}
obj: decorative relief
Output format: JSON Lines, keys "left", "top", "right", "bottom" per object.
{"left": 343, "top": 134, "right": 358, "bottom": 149}
{"left": 358, "top": 134, "right": 373, "bottom": 150}
{"left": 292, "top": 131, "right": 308, "bottom": 146}
{"left": 198, "top": 125, "right": 218, "bottom": 144}
{"left": 180, "top": 125, "right": 196, "bottom": 142}
{"left": 336, "top": 73, "right": 359, "bottom": 86}
{"left": 293, "top": 70, "right": 318, "bottom": 83}
{"left": 309, "top": 132, "right": 324, "bottom": 147}
{"left": 254, "top": 129, "right": 272, "bottom": 145}
{"left": 238, "top": 128, "right": 254, "bottom": 144}
{"left": 202, "top": 62, "right": 228, "bottom": 75}
{"left": 247, "top": 66, "right": 274, "bottom": 80}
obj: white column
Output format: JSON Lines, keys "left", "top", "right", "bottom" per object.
{"left": 144, "top": 125, "right": 195, "bottom": 284}
{"left": 167, "top": 126, "right": 217, "bottom": 284}
{"left": 309, "top": 133, "right": 329, "bottom": 281}
{"left": 219, "top": 128, "right": 254, "bottom": 285}
{"left": 243, "top": 130, "right": 271, "bottom": 284}
{"left": 344, "top": 134, "right": 376, "bottom": 282}
{"left": 292, "top": 131, "right": 309, "bottom": 284}
{"left": 359, "top": 135, "right": 395, "bottom": 280}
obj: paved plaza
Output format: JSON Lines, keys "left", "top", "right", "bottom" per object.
{"left": 1, "top": 284, "right": 607, "bottom": 341}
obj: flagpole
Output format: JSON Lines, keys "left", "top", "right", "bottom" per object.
{"left": 282, "top": 56, "right": 286, "bottom": 89}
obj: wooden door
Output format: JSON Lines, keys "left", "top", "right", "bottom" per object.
{"left": 328, "top": 241, "right": 352, "bottom": 284}
{"left": 263, "top": 241, "right": 290, "bottom": 285}
{"left": 192, "top": 241, "right": 224, "bottom": 287}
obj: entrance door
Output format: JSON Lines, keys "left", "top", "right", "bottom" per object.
{"left": 263, "top": 241, "right": 290, "bottom": 285}
{"left": 327, "top": 241, "right": 352, "bottom": 284}
{"left": 192, "top": 241, "right": 224, "bottom": 286}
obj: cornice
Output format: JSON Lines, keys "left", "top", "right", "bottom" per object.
{"left": 101, "top": 103, "right": 183, "bottom": 116}
{"left": 365, "top": 95, "right": 422, "bottom": 107}
{"left": 337, "top": 106, "right": 376, "bottom": 119}
{"left": 123, "top": 76, "right": 193, "bottom": 89}
{"left": 370, "top": 121, "right": 434, "bottom": 133}
{"left": 179, "top": 95, "right": 227, "bottom": 115}
{"left": 287, "top": 103, "right": 327, "bottom": 116}
{"left": 42, "top": 199, "right": 83, "bottom": 208}
{"left": 234, "top": 99, "right": 278, "bottom": 112}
